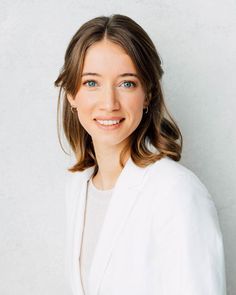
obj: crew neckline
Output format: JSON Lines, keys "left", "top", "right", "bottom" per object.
{"left": 88, "top": 177, "right": 114, "bottom": 194}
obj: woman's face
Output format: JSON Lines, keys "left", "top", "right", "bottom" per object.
{"left": 68, "top": 38, "right": 147, "bottom": 151}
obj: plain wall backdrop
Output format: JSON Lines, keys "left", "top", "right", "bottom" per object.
{"left": 0, "top": 0, "right": 235, "bottom": 294}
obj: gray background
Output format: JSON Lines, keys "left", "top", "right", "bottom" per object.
{"left": 0, "top": 0, "right": 235, "bottom": 294}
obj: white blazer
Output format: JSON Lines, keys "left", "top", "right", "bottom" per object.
{"left": 64, "top": 156, "right": 226, "bottom": 295}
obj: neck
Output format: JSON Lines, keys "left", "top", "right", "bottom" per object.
{"left": 92, "top": 142, "right": 130, "bottom": 190}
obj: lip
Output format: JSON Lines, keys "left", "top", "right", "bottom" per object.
{"left": 94, "top": 117, "right": 124, "bottom": 120}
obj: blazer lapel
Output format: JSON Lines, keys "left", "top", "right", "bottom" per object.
{"left": 88, "top": 157, "right": 152, "bottom": 295}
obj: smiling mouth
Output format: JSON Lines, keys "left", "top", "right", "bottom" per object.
{"left": 94, "top": 118, "right": 125, "bottom": 126}
{"left": 94, "top": 118, "right": 125, "bottom": 129}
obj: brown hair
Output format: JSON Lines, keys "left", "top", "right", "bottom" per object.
{"left": 54, "top": 14, "right": 183, "bottom": 174}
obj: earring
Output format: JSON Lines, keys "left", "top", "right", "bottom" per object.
{"left": 144, "top": 106, "right": 149, "bottom": 114}
{"left": 70, "top": 105, "right": 77, "bottom": 113}
{"left": 144, "top": 94, "right": 149, "bottom": 114}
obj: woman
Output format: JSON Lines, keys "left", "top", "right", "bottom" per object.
{"left": 54, "top": 14, "right": 226, "bottom": 295}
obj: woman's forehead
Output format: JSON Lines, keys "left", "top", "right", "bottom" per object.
{"left": 83, "top": 40, "right": 136, "bottom": 73}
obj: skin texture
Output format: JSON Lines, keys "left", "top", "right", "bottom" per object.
{"left": 67, "top": 38, "right": 147, "bottom": 190}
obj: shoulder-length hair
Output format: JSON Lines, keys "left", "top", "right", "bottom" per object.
{"left": 54, "top": 14, "right": 182, "bottom": 174}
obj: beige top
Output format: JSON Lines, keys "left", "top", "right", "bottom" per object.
{"left": 79, "top": 177, "right": 113, "bottom": 295}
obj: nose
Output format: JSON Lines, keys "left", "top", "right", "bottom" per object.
{"left": 99, "top": 85, "right": 120, "bottom": 112}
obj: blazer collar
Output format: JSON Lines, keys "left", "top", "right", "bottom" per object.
{"left": 80, "top": 155, "right": 149, "bottom": 189}
{"left": 72, "top": 156, "right": 153, "bottom": 295}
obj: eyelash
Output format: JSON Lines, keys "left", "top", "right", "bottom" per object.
{"left": 83, "top": 80, "right": 137, "bottom": 88}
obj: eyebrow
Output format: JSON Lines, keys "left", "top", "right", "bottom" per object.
{"left": 81, "top": 72, "right": 139, "bottom": 78}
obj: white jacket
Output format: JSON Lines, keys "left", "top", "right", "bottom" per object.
{"left": 64, "top": 156, "right": 226, "bottom": 295}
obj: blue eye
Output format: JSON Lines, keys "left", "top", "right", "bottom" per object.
{"left": 84, "top": 80, "right": 97, "bottom": 87}
{"left": 122, "top": 81, "right": 136, "bottom": 88}
{"left": 83, "top": 80, "right": 136, "bottom": 88}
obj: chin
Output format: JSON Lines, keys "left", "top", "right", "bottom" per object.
{"left": 92, "top": 137, "right": 128, "bottom": 147}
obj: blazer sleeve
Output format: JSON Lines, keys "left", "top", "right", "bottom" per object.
{"left": 152, "top": 173, "right": 227, "bottom": 295}
{"left": 64, "top": 174, "right": 72, "bottom": 287}
{"left": 64, "top": 173, "right": 78, "bottom": 290}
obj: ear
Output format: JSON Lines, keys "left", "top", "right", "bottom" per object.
{"left": 66, "top": 93, "right": 75, "bottom": 107}
{"left": 144, "top": 101, "right": 148, "bottom": 108}
{"left": 144, "top": 91, "right": 151, "bottom": 105}
{"left": 143, "top": 97, "right": 149, "bottom": 108}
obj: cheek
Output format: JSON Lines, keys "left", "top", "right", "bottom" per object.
{"left": 127, "top": 96, "right": 145, "bottom": 118}
{"left": 74, "top": 96, "right": 94, "bottom": 131}
{"left": 75, "top": 94, "right": 94, "bottom": 116}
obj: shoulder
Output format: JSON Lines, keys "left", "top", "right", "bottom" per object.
{"left": 148, "top": 156, "right": 202, "bottom": 182}
{"left": 147, "top": 158, "right": 221, "bottom": 234}
{"left": 145, "top": 156, "right": 215, "bottom": 209}
{"left": 65, "top": 170, "right": 82, "bottom": 194}
{"left": 64, "top": 169, "right": 88, "bottom": 209}
{"left": 147, "top": 156, "right": 210, "bottom": 196}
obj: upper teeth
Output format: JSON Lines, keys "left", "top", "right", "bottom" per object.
{"left": 96, "top": 119, "right": 121, "bottom": 125}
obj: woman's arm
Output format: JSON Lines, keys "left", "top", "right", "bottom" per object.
{"left": 152, "top": 174, "right": 227, "bottom": 295}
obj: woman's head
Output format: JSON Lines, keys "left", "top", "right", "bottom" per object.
{"left": 67, "top": 38, "right": 148, "bottom": 157}
{"left": 54, "top": 14, "right": 182, "bottom": 172}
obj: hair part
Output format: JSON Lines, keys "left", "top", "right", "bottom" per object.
{"left": 54, "top": 14, "right": 183, "bottom": 175}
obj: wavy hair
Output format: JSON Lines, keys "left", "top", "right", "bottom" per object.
{"left": 54, "top": 14, "right": 183, "bottom": 174}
